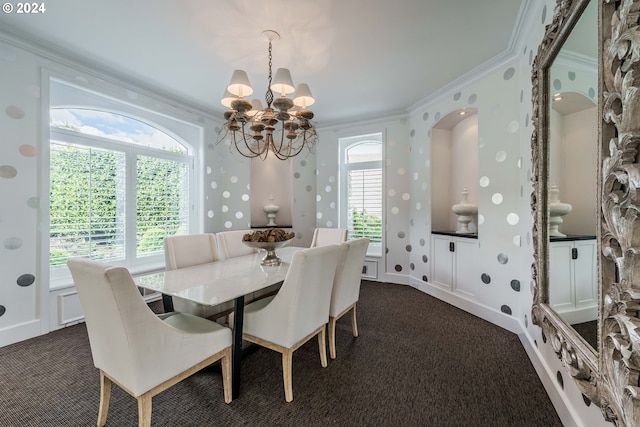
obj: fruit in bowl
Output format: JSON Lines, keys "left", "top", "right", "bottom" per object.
{"left": 242, "top": 228, "right": 295, "bottom": 243}
{"left": 242, "top": 228, "right": 295, "bottom": 266}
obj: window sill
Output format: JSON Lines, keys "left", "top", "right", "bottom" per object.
{"left": 49, "top": 262, "right": 166, "bottom": 291}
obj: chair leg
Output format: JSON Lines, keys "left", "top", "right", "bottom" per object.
{"left": 318, "top": 325, "right": 328, "bottom": 367}
{"left": 97, "top": 371, "right": 112, "bottom": 427}
{"left": 137, "top": 393, "right": 152, "bottom": 427}
{"left": 351, "top": 304, "right": 359, "bottom": 337}
{"left": 282, "top": 349, "right": 294, "bottom": 402}
{"left": 328, "top": 317, "right": 337, "bottom": 359}
{"left": 221, "top": 347, "right": 232, "bottom": 403}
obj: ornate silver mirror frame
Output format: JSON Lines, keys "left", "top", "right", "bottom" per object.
{"left": 532, "top": 0, "right": 640, "bottom": 424}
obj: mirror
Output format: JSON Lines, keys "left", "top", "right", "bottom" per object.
{"left": 532, "top": 0, "right": 640, "bottom": 424}
{"left": 547, "top": 0, "right": 598, "bottom": 351}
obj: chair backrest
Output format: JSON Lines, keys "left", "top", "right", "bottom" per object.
{"left": 257, "top": 245, "right": 340, "bottom": 347}
{"left": 217, "top": 230, "right": 258, "bottom": 259}
{"left": 164, "top": 233, "right": 221, "bottom": 270}
{"left": 310, "top": 228, "right": 348, "bottom": 247}
{"left": 67, "top": 258, "right": 165, "bottom": 392}
{"left": 330, "top": 238, "right": 370, "bottom": 317}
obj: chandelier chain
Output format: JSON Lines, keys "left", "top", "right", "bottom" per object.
{"left": 265, "top": 40, "right": 274, "bottom": 108}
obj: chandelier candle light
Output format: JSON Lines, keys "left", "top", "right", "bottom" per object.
{"left": 217, "top": 30, "right": 317, "bottom": 159}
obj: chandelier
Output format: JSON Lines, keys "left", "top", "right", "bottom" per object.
{"left": 217, "top": 30, "right": 317, "bottom": 160}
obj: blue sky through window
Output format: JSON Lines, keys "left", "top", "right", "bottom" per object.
{"left": 50, "top": 108, "right": 186, "bottom": 153}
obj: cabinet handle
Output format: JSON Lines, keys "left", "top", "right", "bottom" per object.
{"left": 449, "top": 242, "right": 455, "bottom": 252}
{"left": 571, "top": 247, "right": 578, "bottom": 260}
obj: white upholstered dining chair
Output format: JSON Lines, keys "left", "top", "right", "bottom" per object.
{"left": 164, "top": 233, "right": 233, "bottom": 319}
{"left": 328, "top": 237, "right": 370, "bottom": 359}
{"left": 235, "top": 244, "right": 341, "bottom": 402}
{"left": 217, "top": 229, "right": 259, "bottom": 259}
{"left": 67, "top": 258, "right": 232, "bottom": 427}
{"left": 310, "top": 227, "right": 348, "bottom": 247}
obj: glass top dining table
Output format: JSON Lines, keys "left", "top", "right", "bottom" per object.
{"left": 135, "top": 245, "right": 303, "bottom": 399}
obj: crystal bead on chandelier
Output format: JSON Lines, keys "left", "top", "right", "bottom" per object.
{"left": 217, "top": 30, "right": 317, "bottom": 160}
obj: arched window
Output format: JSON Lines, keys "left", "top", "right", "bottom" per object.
{"left": 48, "top": 82, "right": 198, "bottom": 285}
{"left": 339, "top": 132, "right": 384, "bottom": 256}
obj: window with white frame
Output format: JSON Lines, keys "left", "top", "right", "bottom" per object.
{"left": 339, "top": 132, "right": 383, "bottom": 256}
{"left": 48, "top": 80, "right": 199, "bottom": 285}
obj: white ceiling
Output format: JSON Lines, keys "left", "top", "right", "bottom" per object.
{"left": 0, "top": 0, "right": 526, "bottom": 126}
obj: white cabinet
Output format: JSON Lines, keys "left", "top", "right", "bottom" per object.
{"left": 549, "top": 237, "right": 597, "bottom": 324}
{"left": 361, "top": 258, "right": 378, "bottom": 279}
{"left": 431, "top": 233, "right": 478, "bottom": 298}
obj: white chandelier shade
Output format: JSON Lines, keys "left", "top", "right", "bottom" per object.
{"left": 227, "top": 69, "right": 253, "bottom": 97}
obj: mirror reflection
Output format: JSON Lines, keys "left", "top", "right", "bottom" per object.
{"left": 547, "top": 0, "right": 598, "bottom": 350}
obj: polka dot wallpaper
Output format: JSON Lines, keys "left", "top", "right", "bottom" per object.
{"left": 0, "top": 1, "right": 612, "bottom": 423}
{"left": 315, "top": 118, "right": 411, "bottom": 278}
{"left": 0, "top": 42, "right": 41, "bottom": 327}
{"left": 207, "top": 131, "right": 317, "bottom": 246}
{"left": 407, "top": 64, "right": 523, "bottom": 321}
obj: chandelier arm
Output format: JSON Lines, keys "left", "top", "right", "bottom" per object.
{"left": 230, "top": 130, "right": 255, "bottom": 159}
{"left": 240, "top": 121, "right": 269, "bottom": 157}
{"left": 278, "top": 127, "right": 309, "bottom": 158}
{"left": 216, "top": 126, "right": 230, "bottom": 144}
{"left": 232, "top": 123, "right": 267, "bottom": 158}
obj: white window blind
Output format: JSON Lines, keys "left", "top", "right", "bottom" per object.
{"left": 50, "top": 141, "right": 126, "bottom": 268}
{"left": 136, "top": 154, "right": 190, "bottom": 257}
{"left": 347, "top": 165, "right": 383, "bottom": 242}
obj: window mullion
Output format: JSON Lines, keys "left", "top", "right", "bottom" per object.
{"left": 125, "top": 146, "right": 137, "bottom": 267}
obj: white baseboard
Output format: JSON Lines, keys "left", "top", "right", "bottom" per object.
{"left": 518, "top": 331, "right": 582, "bottom": 427}
{"left": 0, "top": 319, "right": 43, "bottom": 347}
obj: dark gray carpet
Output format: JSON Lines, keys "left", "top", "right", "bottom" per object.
{"left": 0, "top": 281, "right": 562, "bottom": 426}
{"left": 572, "top": 320, "right": 598, "bottom": 350}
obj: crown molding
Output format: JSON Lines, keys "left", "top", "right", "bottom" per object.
{"left": 1, "top": 0, "right": 536, "bottom": 130}
{"left": 316, "top": 111, "right": 409, "bottom": 133}
{"left": 0, "top": 25, "right": 220, "bottom": 122}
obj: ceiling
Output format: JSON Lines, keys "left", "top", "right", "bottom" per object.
{"left": 0, "top": 0, "right": 527, "bottom": 126}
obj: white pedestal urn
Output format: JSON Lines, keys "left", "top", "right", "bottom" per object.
{"left": 549, "top": 185, "right": 572, "bottom": 237}
{"left": 263, "top": 195, "right": 280, "bottom": 227}
{"left": 452, "top": 188, "right": 478, "bottom": 234}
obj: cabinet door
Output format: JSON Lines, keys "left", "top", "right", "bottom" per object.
{"left": 574, "top": 240, "right": 597, "bottom": 308}
{"left": 549, "top": 241, "right": 574, "bottom": 312}
{"left": 453, "top": 237, "right": 477, "bottom": 298}
{"left": 431, "top": 235, "right": 453, "bottom": 290}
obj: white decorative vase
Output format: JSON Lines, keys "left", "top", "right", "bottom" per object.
{"left": 263, "top": 195, "right": 280, "bottom": 227}
{"left": 452, "top": 188, "right": 478, "bottom": 234}
{"left": 549, "top": 185, "right": 572, "bottom": 237}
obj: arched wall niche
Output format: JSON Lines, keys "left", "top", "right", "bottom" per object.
{"left": 430, "top": 108, "right": 479, "bottom": 233}
{"left": 249, "top": 156, "right": 293, "bottom": 228}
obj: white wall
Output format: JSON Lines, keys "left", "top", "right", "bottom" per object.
{"left": 430, "top": 128, "right": 451, "bottom": 231}
{"left": 430, "top": 114, "right": 479, "bottom": 232}
{"left": 558, "top": 107, "right": 598, "bottom": 235}
{"left": 449, "top": 114, "right": 479, "bottom": 231}
{"left": 250, "top": 156, "right": 293, "bottom": 227}
{"left": 0, "top": 2, "right": 613, "bottom": 424}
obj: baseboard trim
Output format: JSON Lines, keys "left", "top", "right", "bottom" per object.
{"left": 0, "top": 319, "right": 42, "bottom": 347}
{"left": 518, "top": 331, "right": 581, "bottom": 427}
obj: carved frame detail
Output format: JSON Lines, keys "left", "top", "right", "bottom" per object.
{"left": 532, "top": 0, "right": 640, "bottom": 425}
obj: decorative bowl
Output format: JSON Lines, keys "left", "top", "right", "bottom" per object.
{"left": 242, "top": 238, "right": 293, "bottom": 266}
